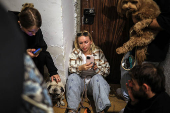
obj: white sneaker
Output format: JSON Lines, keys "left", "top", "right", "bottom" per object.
{"left": 116, "top": 88, "right": 129, "bottom": 103}
{"left": 119, "top": 108, "right": 125, "bottom": 113}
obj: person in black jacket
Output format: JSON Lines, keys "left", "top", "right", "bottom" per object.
{"left": 0, "top": 3, "right": 25, "bottom": 113}
{"left": 0, "top": 4, "right": 54, "bottom": 112}
{"left": 116, "top": 0, "right": 170, "bottom": 102}
{"left": 9, "top": 3, "right": 61, "bottom": 83}
{"left": 123, "top": 63, "right": 170, "bottom": 113}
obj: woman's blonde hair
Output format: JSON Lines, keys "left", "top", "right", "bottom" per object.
{"left": 19, "top": 3, "right": 42, "bottom": 29}
{"left": 74, "top": 30, "right": 96, "bottom": 53}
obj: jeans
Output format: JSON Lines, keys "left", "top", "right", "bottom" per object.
{"left": 66, "top": 73, "right": 111, "bottom": 112}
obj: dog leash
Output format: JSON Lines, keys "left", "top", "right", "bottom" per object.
{"left": 78, "top": 78, "right": 92, "bottom": 113}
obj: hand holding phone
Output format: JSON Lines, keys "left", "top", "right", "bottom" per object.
{"left": 86, "top": 55, "right": 94, "bottom": 64}
{"left": 32, "top": 48, "right": 42, "bottom": 55}
{"left": 86, "top": 55, "right": 95, "bottom": 69}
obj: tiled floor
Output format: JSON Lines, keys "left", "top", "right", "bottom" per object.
{"left": 52, "top": 84, "right": 127, "bottom": 113}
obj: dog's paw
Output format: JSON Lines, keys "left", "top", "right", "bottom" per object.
{"left": 135, "top": 29, "right": 143, "bottom": 36}
{"left": 57, "top": 101, "right": 60, "bottom": 107}
{"left": 60, "top": 101, "right": 65, "bottom": 106}
{"left": 116, "top": 47, "right": 126, "bottom": 54}
{"left": 61, "top": 96, "right": 64, "bottom": 100}
{"left": 133, "top": 22, "right": 144, "bottom": 35}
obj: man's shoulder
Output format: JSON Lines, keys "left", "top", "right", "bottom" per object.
{"left": 151, "top": 92, "right": 170, "bottom": 113}
{"left": 152, "top": 92, "right": 170, "bottom": 110}
{"left": 157, "top": 92, "right": 170, "bottom": 102}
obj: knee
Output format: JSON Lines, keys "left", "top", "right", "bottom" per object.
{"left": 37, "top": 52, "right": 46, "bottom": 61}
{"left": 67, "top": 73, "right": 80, "bottom": 83}
{"left": 66, "top": 74, "right": 81, "bottom": 91}
{"left": 91, "top": 74, "right": 105, "bottom": 83}
{"left": 92, "top": 74, "right": 103, "bottom": 80}
{"left": 91, "top": 74, "right": 110, "bottom": 92}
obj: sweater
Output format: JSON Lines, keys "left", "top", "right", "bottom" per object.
{"left": 124, "top": 92, "right": 170, "bottom": 113}
{"left": 8, "top": 11, "right": 58, "bottom": 76}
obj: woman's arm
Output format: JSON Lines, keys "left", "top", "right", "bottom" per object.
{"left": 69, "top": 49, "right": 82, "bottom": 74}
{"left": 95, "top": 48, "right": 110, "bottom": 77}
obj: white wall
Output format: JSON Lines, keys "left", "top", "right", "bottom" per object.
{"left": 61, "top": 0, "right": 75, "bottom": 79}
{"left": 1, "top": 0, "right": 76, "bottom": 84}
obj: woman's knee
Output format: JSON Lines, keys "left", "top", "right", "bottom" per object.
{"left": 66, "top": 73, "right": 82, "bottom": 93}
{"left": 91, "top": 74, "right": 104, "bottom": 81}
{"left": 67, "top": 73, "right": 80, "bottom": 80}
{"left": 91, "top": 74, "right": 110, "bottom": 89}
{"left": 67, "top": 73, "right": 82, "bottom": 85}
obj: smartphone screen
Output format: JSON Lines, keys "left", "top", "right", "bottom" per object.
{"left": 32, "top": 48, "right": 42, "bottom": 55}
{"left": 86, "top": 55, "right": 94, "bottom": 64}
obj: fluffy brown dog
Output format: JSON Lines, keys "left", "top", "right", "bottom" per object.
{"left": 116, "top": 0, "right": 161, "bottom": 64}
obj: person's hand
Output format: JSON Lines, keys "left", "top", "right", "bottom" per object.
{"left": 92, "top": 63, "right": 98, "bottom": 70}
{"left": 126, "top": 80, "right": 139, "bottom": 105}
{"left": 27, "top": 49, "right": 39, "bottom": 58}
{"left": 79, "top": 62, "right": 94, "bottom": 71}
{"left": 51, "top": 74, "right": 61, "bottom": 84}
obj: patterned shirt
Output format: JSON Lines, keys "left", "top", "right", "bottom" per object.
{"left": 69, "top": 47, "right": 110, "bottom": 77}
{"left": 22, "top": 54, "right": 54, "bottom": 113}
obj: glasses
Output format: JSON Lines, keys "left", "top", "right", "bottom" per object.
{"left": 77, "top": 32, "right": 88, "bottom": 37}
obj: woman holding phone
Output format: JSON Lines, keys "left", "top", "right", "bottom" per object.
{"left": 66, "top": 30, "right": 111, "bottom": 113}
{"left": 8, "top": 3, "right": 61, "bottom": 82}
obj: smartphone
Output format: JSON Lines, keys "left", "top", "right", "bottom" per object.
{"left": 32, "top": 48, "right": 42, "bottom": 55}
{"left": 86, "top": 55, "right": 94, "bottom": 64}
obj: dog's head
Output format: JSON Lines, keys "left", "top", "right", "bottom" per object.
{"left": 46, "top": 81, "right": 65, "bottom": 100}
{"left": 117, "top": 0, "right": 143, "bottom": 17}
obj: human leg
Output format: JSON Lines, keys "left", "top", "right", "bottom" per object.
{"left": 45, "top": 51, "right": 58, "bottom": 76}
{"left": 66, "top": 73, "right": 84, "bottom": 111}
{"left": 88, "top": 74, "right": 111, "bottom": 113}
{"left": 117, "top": 52, "right": 131, "bottom": 101}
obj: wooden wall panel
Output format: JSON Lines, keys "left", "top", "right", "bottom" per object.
{"left": 81, "top": 0, "right": 129, "bottom": 84}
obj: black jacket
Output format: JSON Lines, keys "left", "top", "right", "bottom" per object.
{"left": 8, "top": 11, "right": 58, "bottom": 76}
{"left": 124, "top": 92, "right": 170, "bottom": 113}
{"left": 147, "top": 0, "right": 170, "bottom": 62}
{"left": 0, "top": 5, "right": 25, "bottom": 113}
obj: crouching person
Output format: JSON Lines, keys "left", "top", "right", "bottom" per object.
{"left": 66, "top": 30, "right": 111, "bottom": 113}
{"left": 124, "top": 63, "right": 170, "bottom": 113}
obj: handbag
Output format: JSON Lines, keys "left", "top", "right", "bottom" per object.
{"left": 80, "top": 69, "right": 96, "bottom": 79}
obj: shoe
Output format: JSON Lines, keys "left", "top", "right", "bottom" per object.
{"left": 119, "top": 108, "right": 125, "bottom": 113}
{"left": 98, "top": 106, "right": 109, "bottom": 113}
{"left": 65, "top": 109, "right": 76, "bottom": 113}
{"left": 68, "top": 109, "right": 77, "bottom": 113}
{"left": 98, "top": 111, "right": 105, "bottom": 113}
{"left": 116, "top": 88, "right": 129, "bottom": 103}
{"left": 67, "top": 111, "right": 76, "bottom": 113}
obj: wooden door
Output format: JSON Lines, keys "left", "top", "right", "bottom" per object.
{"left": 80, "top": 0, "right": 129, "bottom": 84}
